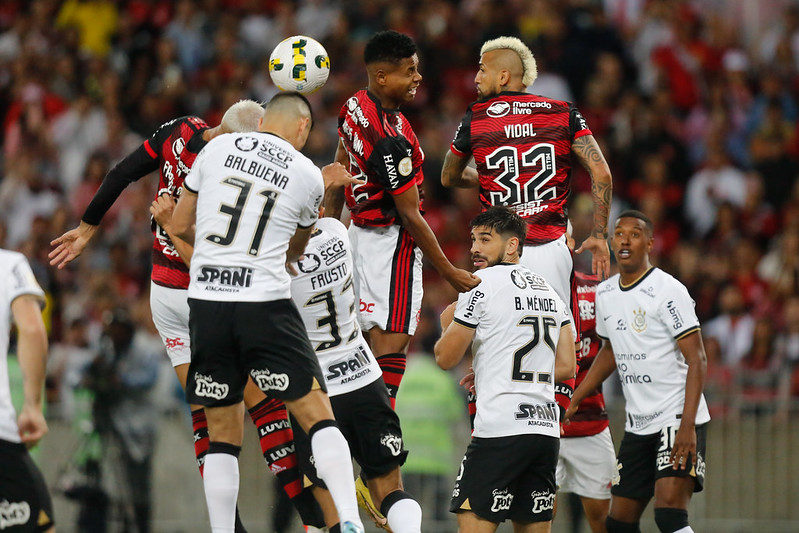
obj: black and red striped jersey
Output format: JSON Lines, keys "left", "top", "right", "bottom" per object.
{"left": 563, "top": 271, "right": 609, "bottom": 438}
{"left": 82, "top": 116, "right": 209, "bottom": 289}
{"left": 338, "top": 89, "right": 424, "bottom": 227}
{"left": 451, "top": 92, "right": 591, "bottom": 245}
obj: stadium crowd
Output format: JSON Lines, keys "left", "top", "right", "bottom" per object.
{"left": 2, "top": 0, "right": 799, "bottom": 435}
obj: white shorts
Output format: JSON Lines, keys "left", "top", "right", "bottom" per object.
{"left": 150, "top": 281, "right": 192, "bottom": 367}
{"left": 521, "top": 235, "right": 577, "bottom": 338}
{"left": 556, "top": 427, "right": 616, "bottom": 500}
{"left": 348, "top": 224, "right": 423, "bottom": 336}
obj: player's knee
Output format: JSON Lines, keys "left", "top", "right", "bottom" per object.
{"left": 654, "top": 507, "right": 690, "bottom": 533}
{"left": 379, "top": 489, "right": 420, "bottom": 519}
{"left": 605, "top": 516, "right": 641, "bottom": 533}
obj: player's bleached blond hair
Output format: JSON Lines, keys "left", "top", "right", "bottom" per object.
{"left": 480, "top": 36, "right": 538, "bottom": 87}
{"left": 220, "top": 99, "right": 265, "bottom": 133}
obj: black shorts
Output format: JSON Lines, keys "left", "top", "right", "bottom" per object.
{"left": 186, "top": 298, "right": 326, "bottom": 406}
{"left": 612, "top": 423, "right": 708, "bottom": 500}
{"left": 293, "top": 378, "right": 407, "bottom": 487}
{"left": 450, "top": 434, "right": 559, "bottom": 524}
{"left": 0, "top": 439, "right": 55, "bottom": 532}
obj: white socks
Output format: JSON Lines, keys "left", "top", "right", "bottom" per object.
{"left": 386, "top": 496, "right": 423, "bottom": 533}
{"left": 203, "top": 451, "right": 240, "bottom": 533}
{"left": 310, "top": 425, "right": 363, "bottom": 529}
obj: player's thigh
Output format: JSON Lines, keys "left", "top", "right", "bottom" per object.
{"left": 608, "top": 495, "right": 648, "bottom": 524}
{"left": 579, "top": 496, "right": 610, "bottom": 532}
{"left": 457, "top": 510, "right": 500, "bottom": 533}
{"left": 349, "top": 224, "right": 423, "bottom": 336}
{"left": 652, "top": 423, "right": 708, "bottom": 497}
{"left": 150, "top": 282, "right": 192, "bottom": 367}
{"left": 205, "top": 402, "right": 246, "bottom": 445}
{"left": 0, "top": 440, "right": 55, "bottom": 533}
{"left": 611, "top": 431, "right": 658, "bottom": 502}
{"left": 653, "top": 476, "right": 694, "bottom": 510}
{"left": 557, "top": 429, "right": 615, "bottom": 500}
{"left": 368, "top": 327, "right": 411, "bottom": 356}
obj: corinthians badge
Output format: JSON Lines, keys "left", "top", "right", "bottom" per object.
{"left": 632, "top": 307, "right": 647, "bottom": 333}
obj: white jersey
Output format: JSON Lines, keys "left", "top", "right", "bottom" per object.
{"left": 453, "top": 263, "right": 571, "bottom": 439}
{"left": 289, "top": 218, "right": 381, "bottom": 396}
{"left": 185, "top": 132, "right": 324, "bottom": 302}
{"left": 0, "top": 250, "right": 45, "bottom": 443}
{"left": 595, "top": 267, "right": 711, "bottom": 435}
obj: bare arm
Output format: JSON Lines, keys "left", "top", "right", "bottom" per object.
{"left": 554, "top": 323, "right": 577, "bottom": 383}
{"left": 671, "top": 330, "right": 708, "bottom": 470}
{"left": 287, "top": 225, "right": 314, "bottom": 264}
{"left": 172, "top": 189, "right": 198, "bottom": 244}
{"left": 323, "top": 140, "right": 350, "bottom": 219}
{"left": 571, "top": 134, "right": 612, "bottom": 279}
{"left": 11, "top": 295, "right": 48, "bottom": 447}
{"left": 564, "top": 339, "right": 616, "bottom": 421}
{"left": 150, "top": 193, "right": 194, "bottom": 267}
{"left": 441, "top": 150, "right": 480, "bottom": 188}
{"left": 394, "top": 185, "right": 480, "bottom": 292}
{"left": 435, "top": 303, "right": 475, "bottom": 370}
{"left": 48, "top": 221, "right": 99, "bottom": 269}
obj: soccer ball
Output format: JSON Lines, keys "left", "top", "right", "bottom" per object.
{"left": 269, "top": 36, "right": 331, "bottom": 95}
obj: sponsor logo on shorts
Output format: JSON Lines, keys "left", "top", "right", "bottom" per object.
{"left": 531, "top": 490, "right": 555, "bottom": 513}
{"left": 380, "top": 433, "right": 403, "bottom": 457}
{"left": 695, "top": 451, "right": 706, "bottom": 478}
{"left": 0, "top": 500, "right": 31, "bottom": 529}
{"left": 251, "top": 369, "right": 290, "bottom": 392}
{"left": 194, "top": 374, "right": 229, "bottom": 400}
{"left": 360, "top": 299, "right": 375, "bottom": 314}
{"left": 490, "top": 489, "right": 513, "bottom": 512}
{"left": 612, "top": 461, "right": 622, "bottom": 485}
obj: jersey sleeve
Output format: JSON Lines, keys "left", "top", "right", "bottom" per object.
{"left": 450, "top": 108, "right": 473, "bottom": 157}
{"left": 453, "top": 285, "right": 487, "bottom": 329}
{"left": 657, "top": 281, "right": 701, "bottom": 340}
{"left": 298, "top": 166, "right": 324, "bottom": 228}
{"left": 81, "top": 143, "right": 159, "bottom": 225}
{"left": 568, "top": 104, "right": 592, "bottom": 140}
{"left": 595, "top": 290, "right": 609, "bottom": 339}
{"left": 365, "top": 135, "right": 417, "bottom": 194}
{"left": 182, "top": 141, "right": 208, "bottom": 194}
{"left": 8, "top": 254, "right": 45, "bottom": 305}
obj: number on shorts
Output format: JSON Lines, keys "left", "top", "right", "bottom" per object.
{"left": 205, "top": 177, "right": 279, "bottom": 256}
{"left": 512, "top": 315, "right": 557, "bottom": 383}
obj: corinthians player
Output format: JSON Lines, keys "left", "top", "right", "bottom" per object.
{"left": 567, "top": 210, "right": 710, "bottom": 533}
{"left": 435, "top": 207, "right": 575, "bottom": 533}
{"left": 289, "top": 215, "right": 423, "bottom": 533}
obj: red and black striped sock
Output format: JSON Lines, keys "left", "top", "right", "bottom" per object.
{"left": 376, "top": 352, "right": 406, "bottom": 410}
{"left": 191, "top": 408, "right": 209, "bottom": 476}
{"left": 467, "top": 392, "right": 477, "bottom": 434}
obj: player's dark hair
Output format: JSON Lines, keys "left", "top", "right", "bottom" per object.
{"left": 616, "top": 209, "right": 654, "bottom": 237}
{"left": 470, "top": 207, "right": 527, "bottom": 252}
{"left": 266, "top": 91, "right": 314, "bottom": 127}
{"left": 364, "top": 30, "right": 417, "bottom": 65}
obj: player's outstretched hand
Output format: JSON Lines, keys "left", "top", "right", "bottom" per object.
{"left": 17, "top": 404, "right": 48, "bottom": 448}
{"left": 49, "top": 222, "right": 98, "bottom": 269}
{"left": 670, "top": 424, "right": 697, "bottom": 471}
{"left": 150, "top": 193, "right": 176, "bottom": 231}
{"left": 575, "top": 234, "right": 611, "bottom": 280}
{"left": 447, "top": 268, "right": 481, "bottom": 293}
{"left": 321, "top": 162, "right": 365, "bottom": 189}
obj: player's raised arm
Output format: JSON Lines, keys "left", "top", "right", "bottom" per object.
{"left": 572, "top": 134, "right": 612, "bottom": 279}
{"left": 441, "top": 150, "right": 480, "bottom": 189}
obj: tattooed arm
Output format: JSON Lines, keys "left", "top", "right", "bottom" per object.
{"left": 441, "top": 150, "right": 480, "bottom": 188}
{"left": 571, "top": 134, "right": 612, "bottom": 279}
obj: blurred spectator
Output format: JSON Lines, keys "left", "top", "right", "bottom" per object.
{"left": 757, "top": 227, "right": 799, "bottom": 299}
{"left": 684, "top": 145, "right": 747, "bottom": 237}
{"left": 732, "top": 318, "right": 788, "bottom": 418}
{"left": 55, "top": 0, "right": 119, "bottom": 58}
{"left": 704, "top": 285, "right": 755, "bottom": 367}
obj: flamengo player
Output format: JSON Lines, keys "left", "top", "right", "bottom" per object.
{"left": 48, "top": 101, "right": 322, "bottom": 530}
{"left": 289, "top": 216, "right": 423, "bottom": 533}
{"left": 326, "top": 30, "right": 479, "bottom": 410}
{"left": 567, "top": 210, "right": 710, "bottom": 533}
{"left": 441, "top": 35, "right": 613, "bottom": 425}
{"left": 557, "top": 270, "right": 615, "bottom": 533}
{"left": 435, "top": 207, "right": 576, "bottom": 533}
